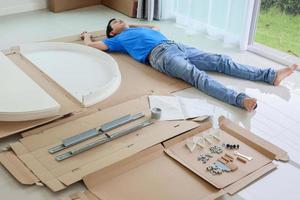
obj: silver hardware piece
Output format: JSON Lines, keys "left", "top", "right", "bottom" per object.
{"left": 151, "top": 107, "right": 162, "bottom": 120}
{"left": 209, "top": 145, "right": 223, "bottom": 154}
{"left": 197, "top": 153, "right": 213, "bottom": 164}
{"left": 207, "top": 165, "right": 222, "bottom": 175}
{"left": 48, "top": 112, "right": 144, "bottom": 154}
{"left": 55, "top": 120, "right": 153, "bottom": 161}
{"left": 207, "top": 161, "right": 231, "bottom": 175}
{"left": 234, "top": 151, "right": 253, "bottom": 161}
{"left": 214, "top": 161, "right": 231, "bottom": 172}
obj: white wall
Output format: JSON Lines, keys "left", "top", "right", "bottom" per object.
{"left": 0, "top": 0, "right": 47, "bottom": 16}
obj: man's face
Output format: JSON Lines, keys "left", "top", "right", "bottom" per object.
{"left": 110, "top": 19, "right": 128, "bottom": 35}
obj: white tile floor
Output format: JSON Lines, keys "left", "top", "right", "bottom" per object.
{"left": 0, "top": 5, "right": 300, "bottom": 200}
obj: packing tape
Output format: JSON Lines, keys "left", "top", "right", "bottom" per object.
{"left": 151, "top": 107, "right": 161, "bottom": 120}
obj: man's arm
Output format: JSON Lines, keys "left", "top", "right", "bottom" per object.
{"left": 129, "top": 24, "right": 160, "bottom": 31}
{"left": 81, "top": 32, "right": 108, "bottom": 51}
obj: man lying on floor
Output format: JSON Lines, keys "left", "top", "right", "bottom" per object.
{"left": 80, "top": 18, "right": 298, "bottom": 112}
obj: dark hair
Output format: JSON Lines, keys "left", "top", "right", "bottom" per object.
{"left": 106, "top": 18, "right": 116, "bottom": 38}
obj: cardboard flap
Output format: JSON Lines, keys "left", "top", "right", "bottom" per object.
{"left": 163, "top": 121, "right": 212, "bottom": 148}
{"left": 0, "top": 116, "right": 64, "bottom": 139}
{"left": 0, "top": 151, "right": 40, "bottom": 185}
{"left": 13, "top": 142, "right": 67, "bottom": 191}
{"left": 163, "top": 117, "right": 275, "bottom": 190}
{"left": 83, "top": 144, "right": 225, "bottom": 200}
{"left": 218, "top": 116, "right": 289, "bottom": 162}
{"left": 63, "top": 191, "right": 99, "bottom": 200}
{"left": 224, "top": 162, "right": 277, "bottom": 195}
{"left": 6, "top": 96, "right": 200, "bottom": 192}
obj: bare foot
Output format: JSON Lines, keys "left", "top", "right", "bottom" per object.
{"left": 274, "top": 64, "right": 298, "bottom": 86}
{"left": 243, "top": 97, "right": 257, "bottom": 112}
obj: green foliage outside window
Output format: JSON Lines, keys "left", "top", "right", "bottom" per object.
{"left": 261, "top": 0, "right": 300, "bottom": 15}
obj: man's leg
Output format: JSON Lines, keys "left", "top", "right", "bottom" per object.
{"left": 182, "top": 45, "right": 276, "bottom": 84}
{"left": 149, "top": 44, "right": 255, "bottom": 110}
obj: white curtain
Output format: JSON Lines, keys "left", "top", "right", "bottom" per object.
{"left": 137, "top": 0, "right": 162, "bottom": 21}
{"left": 161, "top": 0, "right": 255, "bottom": 50}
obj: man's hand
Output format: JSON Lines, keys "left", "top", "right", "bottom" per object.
{"left": 80, "top": 31, "right": 93, "bottom": 46}
{"left": 80, "top": 31, "right": 92, "bottom": 40}
{"left": 79, "top": 31, "right": 108, "bottom": 51}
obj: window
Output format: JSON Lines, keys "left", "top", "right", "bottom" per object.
{"left": 248, "top": 0, "right": 300, "bottom": 66}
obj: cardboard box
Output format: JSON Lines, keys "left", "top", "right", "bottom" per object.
{"left": 48, "top": 0, "right": 138, "bottom": 17}
{"left": 48, "top": 0, "right": 102, "bottom": 13}
{"left": 0, "top": 31, "right": 189, "bottom": 139}
{"left": 64, "top": 117, "right": 288, "bottom": 200}
{"left": 101, "top": 0, "right": 138, "bottom": 17}
{"left": 0, "top": 95, "right": 202, "bottom": 192}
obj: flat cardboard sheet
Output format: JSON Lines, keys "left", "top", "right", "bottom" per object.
{"left": 62, "top": 191, "right": 99, "bottom": 200}
{"left": 1, "top": 96, "right": 201, "bottom": 191}
{"left": 163, "top": 116, "right": 286, "bottom": 194}
{"left": 164, "top": 128, "right": 272, "bottom": 189}
{"left": 1, "top": 31, "right": 189, "bottom": 138}
{"left": 65, "top": 117, "right": 284, "bottom": 200}
{"left": 83, "top": 145, "right": 225, "bottom": 200}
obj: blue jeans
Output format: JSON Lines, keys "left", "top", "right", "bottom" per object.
{"left": 149, "top": 41, "right": 276, "bottom": 109}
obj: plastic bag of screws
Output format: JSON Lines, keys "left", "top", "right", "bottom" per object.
{"left": 197, "top": 153, "right": 213, "bottom": 164}
{"left": 207, "top": 164, "right": 222, "bottom": 175}
{"left": 209, "top": 145, "right": 223, "bottom": 154}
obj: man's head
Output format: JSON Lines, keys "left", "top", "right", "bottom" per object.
{"left": 106, "top": 18, "right": 129, "bottom": 38}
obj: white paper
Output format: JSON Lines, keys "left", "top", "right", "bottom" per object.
{"left": 149, "top": 95, "right": 213, "bottom": 121}
{"left": 179, "top": 97, "right": 214, "bottom": 119}
{"left": 148, "top": 95, "right": 184, "bottom": 120}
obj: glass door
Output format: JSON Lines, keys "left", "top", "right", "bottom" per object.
{"left": 248, "top": 0, "right": 300, "bottom": 66}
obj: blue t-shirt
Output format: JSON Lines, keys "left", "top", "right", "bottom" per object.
{"left": 103, "top": 27, "right": 168, "bottom": 64}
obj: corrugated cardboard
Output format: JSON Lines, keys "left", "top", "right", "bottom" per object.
{"left": 0, "top": 31, "right": 189, "bottom": 139}
{"left": 0, "top": 31, "right": 288, "bottom": 199}
{"left": 163, "top": 116, "right": 286, "bottom": 194}
{"left": 48, "top": 0, "right": 137, "bottom": 17}
{"left": 164, "top": 130, "right": 272, "bottom": 189}
{"left": 0, "top": 96, "right": 202, "bottom": 192}
{"left": 0, "top": 151, "right": 40, "bottom": 185}
{"left": 68, "top": 116, "right": 285, "bottom": 200}
{"left": 83, "top": 144, "right": 225, "bottom": 200}
{"left": 101, "top": 0, "right": 138, "bottom": 17}
{"left": 48, "top": 0, "right": 102, "bottom": 13}
{"left": 62, "top": 191, "right": 98, "bottom": 200}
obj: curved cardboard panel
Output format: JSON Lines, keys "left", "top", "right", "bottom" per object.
{"left": 0, "top": 52, "right": 60, "bottom": 121}
{"left": 20, "top": 42, "right": 121, "bottom": 107}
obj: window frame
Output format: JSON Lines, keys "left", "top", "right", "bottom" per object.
{"left": 247, "top": 0, "right": 300, "bottom": 67}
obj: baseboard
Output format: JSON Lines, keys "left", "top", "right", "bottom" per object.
{"left": 0, "top": 0, "right": 47, "bottom": 16}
